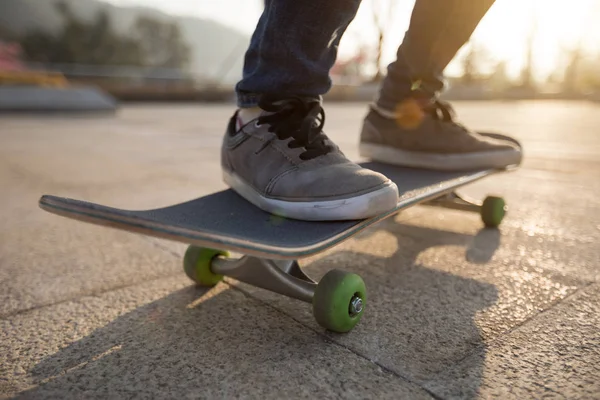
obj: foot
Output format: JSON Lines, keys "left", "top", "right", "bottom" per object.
{"left": 359, "top": 99, "right": 522, "bottom": 171}
{"left": 221, "top": 96, "right": 399, "bottom": 221}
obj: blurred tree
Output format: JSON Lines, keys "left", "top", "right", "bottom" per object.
{"left": 18, "top": 1, "right": 189, "bottom": 69}
{"left": 560, "top": 49, "right": 600, "bottom": 94}
{"left": 456, "top": 42, "right": 494, "bottom": 84}
{"left": 132, "top": 17, "right": 191, "bottom": 69}
{"left": 579, "top": 55, "right": 600, "bottom": 92}
{"left": 370, "top": 0, "right": 397, "bottom": 82}
{"left": 488, "top": 60, "right": 512, "bottom": 92}
{"left": 519, "top": 6, "right": 537, "bottom": 91}
{"left": 561, "top": 46, "right": 583, "bottom": 94}
{"left": 18, "top": 31, "right": 59, "bottom": 64}
{"left": 0, "top": 25, "right": 16, "bottom": 41}
{"left": 19, "top": 1, "right": 143, "bottom": 65}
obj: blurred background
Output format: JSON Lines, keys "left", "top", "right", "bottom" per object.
{"left": 2, "top": 4, "right": 600, "bottom": 398}
{"left": 1, "top": 0, "right": 599, "bottom": 103}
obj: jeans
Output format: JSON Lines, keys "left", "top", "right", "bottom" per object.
{"left": 236, "top": 0, "right": 495, "bottom": 110}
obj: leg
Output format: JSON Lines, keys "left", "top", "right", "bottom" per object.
{"left": 221, "top": 0, "right": 399, "bottom": 221}
{"left": 359, "top": 0, "right": 523, "bottom": 171}
{"left": 235, "top": 0, "right": 362, "bottom": 106}
{"left": 378, "top": 0, "right": 497, "bottom": 105}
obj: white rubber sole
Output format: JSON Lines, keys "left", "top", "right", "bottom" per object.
{"left": 359, "top": 142, "right": 522, "bottom": 171}
{"left": 223, "top": 170, "right": 399, "bottom": 221}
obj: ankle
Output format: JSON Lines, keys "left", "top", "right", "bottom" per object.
{"left": 371, "top": 98, "right": 426, "bottom": 129}
{"left": 237, "top": 107, "right": 262, "bottom": 128}
{"left": 370, "top": 103, "right": 396, "bottom": 119}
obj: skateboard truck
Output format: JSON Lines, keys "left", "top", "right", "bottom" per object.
{"left": 212, "top": 257, "right": 364, "bottom": 316}
{"left": 424, "top": 192, "right": 507, "bottom": 228}
{"left": 211, "top": 257, "right": 316, "bottom": 303}
{"left": 183, "top": 246, "right": 367, "bottom": 333}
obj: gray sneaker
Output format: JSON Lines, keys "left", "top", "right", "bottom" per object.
{"left": 221, "top": 96, "right": 399, "bottom": 221}
{"left": 359, "top": 100, "right": 522, "bottom": 171}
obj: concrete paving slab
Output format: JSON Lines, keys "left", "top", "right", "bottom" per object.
{"left": 1, "top": 110, "right": 228, "bottom": 316}
{"left": 424, "top": 283, "right": 600, "bottom": 399}
{"left": 0, "top": 275, "right": 431, "bottom": 399}
{"left": 0, "top": 211, "right": 183, "bottom": 317}
{"left": 443, "top": 170, "right": 600, "bottom": 281}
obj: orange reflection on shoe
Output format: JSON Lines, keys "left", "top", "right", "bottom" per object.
{"left": 395, "top": 98, "right": 425, "bottom": 129}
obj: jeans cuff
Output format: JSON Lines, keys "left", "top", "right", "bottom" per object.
{"left": 236, "top": 91, "right": 324, "bottom": 108}
{"left": 376, "top": 81, "right": 442, "bottom": 111}
{"left": 236, "top": 91, "right": 261, "bottom": 108}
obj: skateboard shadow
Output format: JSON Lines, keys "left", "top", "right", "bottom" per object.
{"left": 355, "top": 216, "right": 502, "bottom": 264}
{"left": 292, "top": 217, "right": 502, "bottom": 396}
{"left": 18, "top": 284, "right": 368, "bottom": 398}
{"left": 16, "top": 220, "right": 499, "bottom": 399}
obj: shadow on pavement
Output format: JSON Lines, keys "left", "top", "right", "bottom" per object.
{"left": 355, "top": 216, "right": 502, "bottom": 264}
{"left": 17, "top": 220, "right": 500, "bottom": 399}
{"left": 295, "top": 220, "right": 500, "bottom": 394}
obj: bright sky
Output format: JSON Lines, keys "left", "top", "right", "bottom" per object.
{"left": 106, "top": 0, "right": 600, "bottom": 80}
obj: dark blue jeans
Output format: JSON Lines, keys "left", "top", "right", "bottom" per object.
{"left": 236, "top": 0, "right": 495, "bottom": 110}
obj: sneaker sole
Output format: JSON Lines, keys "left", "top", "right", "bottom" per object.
{"left": 223, "top": 170, "right": 399, "bottom": 221}
{"left": 359, "top": 142, "right": 522, "bottom": 171}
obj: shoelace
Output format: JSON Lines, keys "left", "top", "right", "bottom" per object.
{"left": 426, "top": 99, "right": 455, "bottom": 122}
{"left": 425, "top": 99, "right": 469, "bottom": 132}
{"left": 255, "top": 95, "right": 333, "bottom": 160}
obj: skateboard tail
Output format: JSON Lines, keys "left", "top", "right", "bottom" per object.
{"left": 38, "top": 195, "right": 371, "bottom": 260}
{"left": 38, "top": 195, "right": 316, "bottom": 259}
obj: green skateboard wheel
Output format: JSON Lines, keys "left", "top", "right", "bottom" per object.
{"left": 183, "top": 246, "right": 229, "bottom": 286}
{"left": 312, "top": 269, "right": 367, "bottom": 333}
{"left": 481, "top": 196, "right": 506, "bottom": 228}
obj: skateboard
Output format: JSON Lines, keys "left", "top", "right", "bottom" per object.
{"left": 38, "top": 134, "right": 520, "bottom": 333}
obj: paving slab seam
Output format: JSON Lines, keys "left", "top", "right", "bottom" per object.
{"left": 423, "top": 281, "right": 598, "bottom": 395}
{"left": 531, "top": 380, "right": 566, "bottom": 397}
{"left": 0, "top": 269, "right": 186, "bottom": 320}
{"left": 481, "top": 280, "right": 597, "bottom": 347}
{"left": 226, "top": 280, "right": 445, "bottom": 400}
{"left": 444, "top": 280, "right": 595, "bottom": 368}
{"left": 0, "top": 277, "right": 173, "bottom": 319}
{"left": 0, "top": 234, "right": 189, "bottom": 320}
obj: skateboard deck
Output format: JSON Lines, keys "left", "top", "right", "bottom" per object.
{"left": 38, "top": 162, "right": 508, "bottom": 259}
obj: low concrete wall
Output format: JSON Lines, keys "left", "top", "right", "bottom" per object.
{"left": 0, "top": 86, "right": 118, "bottom": 113}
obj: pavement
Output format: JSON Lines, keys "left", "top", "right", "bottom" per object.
{"left": 1, "top": 101, "right": 599, "bottom": 399}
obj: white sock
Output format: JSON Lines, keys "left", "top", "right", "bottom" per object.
{"left": 236, "top": 107, "right": 262, "bottom": 129}
{"left": 370, "top": 103, "right": 397, "bottom": 120}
